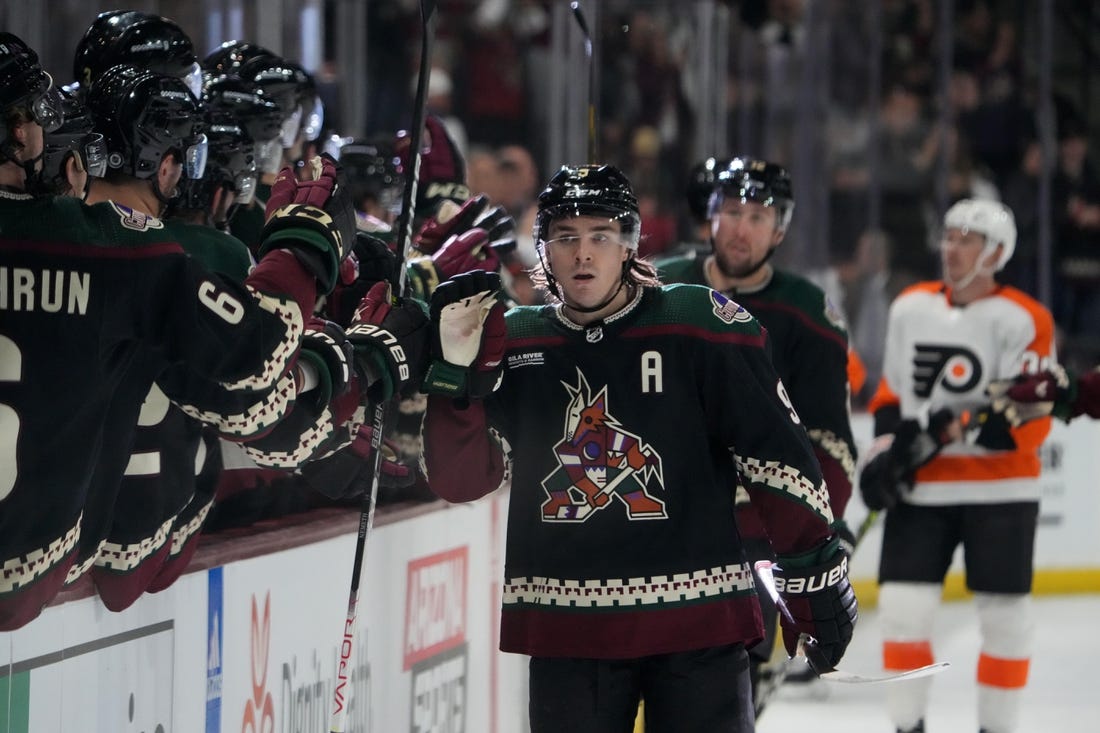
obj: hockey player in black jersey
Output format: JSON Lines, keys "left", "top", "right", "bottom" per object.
{"left": 657, "top": 158, "right": 859, "bottom": 710}
{"left": 0, "top": 34, "right": 425, "bottom": 629}
{"left": 421, "top": 164, "right": 857, "bottom": 732}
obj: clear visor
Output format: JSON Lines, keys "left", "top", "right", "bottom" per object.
{"left": 256, "top": 139, "right": 282, "bottom": 175}
{"left": 181, "top": 62, "right": 203, "bottom": 100}
{"left": 279, "top": 107, "right": 303, "bottom": 149}
{"left": 301, "top": 96, "right": 323, "bottom": 141}
{"left": 322, "top": 134, "right": 350, "bottom": 160}
{"left": 185, "top": 133, "right": 209, "bottom": 180}
{"left": 379, "top": 185, "right": 402, "bottom": 218}
{"left": 234, "top": 170, "right": 257, "bottom": 205}
{"left": 83, "top": 133, "right": 108, "bottom": 178}
{"left": 539, "top": 207, "right": 641, "bottom": 251}
{"left": 31, "top": 76, "right": 65, "bottom": 133}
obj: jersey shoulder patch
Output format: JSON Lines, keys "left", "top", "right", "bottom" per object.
{"left": 108, "top": 202, "right": 165, "bottom": 232}
{"left": 651, "top": 284, "right": 764, "bottom": 337}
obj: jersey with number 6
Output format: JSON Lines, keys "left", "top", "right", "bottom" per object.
{"left": 0, "top": 192, "right": 316, "bottom": 630}
{"left": 424, "top": 283, "right": 835, "bottom": 660}
{"left": 867, "top": 281, "right": 1056, "bottom": 505}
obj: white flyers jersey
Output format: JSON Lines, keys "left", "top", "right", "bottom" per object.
{"left": 872, "top": 282, "right": 1056, "bottom": 505}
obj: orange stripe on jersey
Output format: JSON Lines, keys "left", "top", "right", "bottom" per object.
{"left": 848, "top": 347, "right": 868, "bottom": 395}
{"left": 867, "top": 378, "right": 900, "bottom": 416}
{"left": 977, "top": 653, "right": 1030, "bottom": 689}
{"left": 917, "top": 451, "right": 1042, "bottom": 481}
{"left": 883, "top": 640, "right": 934, "bottom": 671}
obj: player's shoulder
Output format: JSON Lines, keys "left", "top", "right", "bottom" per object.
{"left": 769, "top": 270, "right": 848, "bottom": 336}
{"left": 504, "top": 303, "right": 556, "bottom": 338}
{"left": 890, "top": 280, "right": 945, "bottom": 314}
{"left": 162, "top": 219, "right": 253, "bottom": 280}
{"left": 992, "top": 284, "right": 1055, "bottom": 330}
{"left": 644, "top": 283, "right": 766, "bottom": 339}
{"left": 653, "top": 250, "right": 705, "bottom": 284}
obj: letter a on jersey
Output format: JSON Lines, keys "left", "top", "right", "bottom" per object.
{"left": 540, "top": 369, "right": 666, "bottom": 522}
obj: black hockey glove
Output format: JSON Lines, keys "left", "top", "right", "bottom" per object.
{"left": 858, "top": 409, "right": 956, "bottom": 511}
{"left": 773, "top": 537, "right": 858, "bottom": 672}
{"left": 259, "top": 154, "right": 357, "bottom": 293}
{"left": 327, "top": 233, "right": 399, "bottom": 326}
{"left": 345, "top": 281, "right": 430, "bottom": 401}
{"left": 299, "top": 424, "right": 414, "bottom": 501}
{"left": 421, "top": 271, "right": 506, "bottom": 403}
{"left": 297, "top": 317, "right": 354, "bottom": 400}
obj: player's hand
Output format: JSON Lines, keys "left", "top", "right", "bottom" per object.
{"left": 858, "top": 409, "right": 956, "bottom": 511}
{"left": 326, "top": 233, "right": 399, "bottom": 326}
{"left": 422, "top": 271, "right": 506, "bottom": 402}
{"left": 987, "top": 365, "right": 1076, "bottom": 426}
{"left": 773, "top": 538, "right": 858, "bottom": 672}
{"left": 299, "top": 424, "right": 414, "bottom": 500}
{"left": 406, "top": 228, "right": 502, "bottom": 301}
{"left": 346, "top": 281, "right": 430, "bottom": 401}
{"left": 413, "top": 194, "right": 490, "bottom": 254}
{"left": 258, "top": 154, "right": 357, "bottom": 293}
{"left": 395, "top": 114, "right": 469, "bottom": 221}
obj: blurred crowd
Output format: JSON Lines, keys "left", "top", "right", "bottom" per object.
{"left": 352, "top": 0, "right": 1098, "bottom": 396}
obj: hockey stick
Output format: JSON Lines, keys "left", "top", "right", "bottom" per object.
{"left": 753, "top": 561, "right": 950, "bottom": 684}
{"left": 570, "top": 1, "right": 598, "bottom": 162}
{"left": 328, "top": 2, "right": 437, "bottom": 731}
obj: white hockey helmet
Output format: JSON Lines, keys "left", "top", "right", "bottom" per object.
{"left": 943, "top": 198, "right": 1016, "bottom": 271}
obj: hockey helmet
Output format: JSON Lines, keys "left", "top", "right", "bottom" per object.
{"left": 535, "top": 164, "right": 641, "bottom": 250}
{"left": 324, "top": 135, "right": 403, "bottom": 213}
{"left": 943, "top": 198, "right": 1016, "bottom": 271}
{"left": 73, "top": 11, "right": 200, "bottom": 98}
{"left": 686, "top": 157, "right": 728, "bottom": 223}
{"left": 33, "top": 87, "right": 107, "bottom": 195}
{"left": 177, "top": 116, "right": 256, "bottom": 211}
{"left": 0, "top": 32, "right": 65, "bottom": 142}
{"left": 710, "top": 157, "right": 795, "bottom": 231}
{"left": 87, "top": 64, "right": 207, "bottom": 182}
{"left": 202, "top": 73, "right": 282, "bottom": 144}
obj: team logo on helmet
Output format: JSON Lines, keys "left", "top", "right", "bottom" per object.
{"left": 912, "top": 343, "right": 983, "bottom": 397}
{"left": 540, "top": 370, "right": 666, "bottom": 522}
{"left": 710, "top": 290, "right": 753, "bottom": 324}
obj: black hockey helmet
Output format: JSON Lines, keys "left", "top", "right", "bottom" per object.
{"left": 87, "top": 64, "right": 208, "bottom": 182}
{"left": 294, "top": 66, "right": 324, "bottom": 142}
{"left": 202, "top": 73, "right": 282, "bottom": 144}
{"left": 535, "top": 164, "right": 641, "bottom": 250}
{"left": 710, "top": 157, "right": 795, "bottom": 231}
{"left": 323, "top": 134, "right": 402, "bottom": 212}
{"left": 32, "top": 87, "right": 107, "bottom": 195}
{"left": 201, "top": 41, "right": 274, "bottom": 77}
{"left": 686, "top": 157, "right": 728, "bottom": 223}
{"left": 73, "top": 11, "right": 200, "bottom": 98}
{"left": 176, "top": 116, "right": 256, "bottom": 211}
{"left": 0, "top": 32, "right": 64, "bottom": 143}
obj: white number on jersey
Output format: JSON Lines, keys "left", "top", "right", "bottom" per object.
{"left": 0, "top": 335, "right": 21, "bottom": 500}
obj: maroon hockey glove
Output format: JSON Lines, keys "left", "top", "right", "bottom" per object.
{"left": 421, "top": 271, "right": 506, "bottom": 402}
{"left": 259, "top": 154, "right": 357, "bottom": 293}
{"left": 395, "top": 114, "right": 470, "bottom": 220}
{"left": 406, "top": 228, "right": 503, "bottom": 301}
{"left": 346, "top": 281, "right": 430, "bottom": 401}
{"left": 413, "top": 194, "right": 490, "bottom": 254}
{"left": 773, "top": 538, "right": 858, "bottom": 672}
{"left": 987, "top": 365, "right": 1077, "bottom": 425}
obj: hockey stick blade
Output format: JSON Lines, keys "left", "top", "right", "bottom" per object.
{"left": 753, "top": 561, "right": 951, "bottom": 685}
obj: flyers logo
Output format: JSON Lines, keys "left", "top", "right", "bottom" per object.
{"left": 912, "top": 344, "right": 983, "bottom": 397}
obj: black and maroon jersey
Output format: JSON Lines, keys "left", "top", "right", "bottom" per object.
{"left": 658, "top": 255, "right": 857, "bottom": 527}
{"left": 0, "top": 192, "right": 317, "bottom": 629}
{"left": 424, "top": 284, "right": 834, "bottom": 659}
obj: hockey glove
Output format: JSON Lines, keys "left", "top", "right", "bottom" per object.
{"left": 346, "top": 281, "right": 430, "bottom": 402}
{"left": 413, "top": 194, "right": 490, "bottom": 254}
{"left": 858, "top": 409, "right": 956, "bottom": 511}
{"left": 299, "top": 424, "right": 414, "bottom": 501}
{"left": 773, "top": 537, "right": 858, "bottom": 672}
{"left": 987, "top": 365, "right": 1077, "bottom": 426}
{"left": 296, "top": 317, "right": 354, "bottom": 402}
{"left": 396, "top": 114, "right": 470, "bottom": 222}
{"left": 259, "top": 154, "right": 357, "bottom": 293}
{"left": 326, "top": 233, "right": 399, "bottom": 326}
{"left": 965, "top": 408, "right": 1018, "bottom": 451}
{"left": 422, "top": 271, "right": 506, "bottom": 402}
{"left": 406, "top": 228, "right": 503, "bottom": 301}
